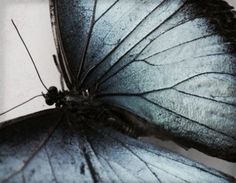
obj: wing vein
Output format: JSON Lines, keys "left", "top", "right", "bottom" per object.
{"left": 90, "top": 7, "right": 228, "bottom": 87}
{"left": 95, "top": 21, "right": 217, "bottom": 89}
{"left": 96, "top": 93, "right": 236, "bottom": 141}
{"left": 87, "top": 126, "right": 162, "bottom": 183}
{"left": 1, "top": 116, "right": 62, "bottom": 182}
{"left": 140, "top": 96, "right": 236, "bottom": 141}
{"left": 79, "top": 0, "right": 182, "bottom": 87}
{"left": 141, "top": 34, "right": 218, "bottom": 60}
{"left": 96, "top": 33, "right": 217, "bottom": 88}
{"left": 85, "top": 135, "right": 125, "bottom": 183}
{"left": 98, "top": 156, "right": 125, "bottom": 183}
{"left": 173, "top": 88, "right": 236, "bottom": 107}
{"left": 45, "top": 146, "right": 58, "bottom": 183}
{"left": 135, "top": 51, "right": 236, "bottom": 67}
{"left": 76, "top": 0, "right": 98, "bottom": 82}
{"left": 127, "top": 144, "right": 226, "bottom": 179}
{"left": 95, "top": 0, "right": 120, "bottom": 24}
{"left": 97, "top": 128, "right": 191, "bottom": 183}
{"left": 97, "top": 72, "right": 236, "bottom": 94}
{"left": 88, "top": 125, "right": 232, "bottom": 180}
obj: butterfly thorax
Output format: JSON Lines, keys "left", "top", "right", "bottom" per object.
{"left": 43, "top": 86, "right": 146, "bottom": 137}
{"left": 43, "top": 86, "right": 104, "bottom": 118}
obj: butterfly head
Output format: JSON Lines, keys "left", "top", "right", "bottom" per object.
{"left": 43, "top": 86, "right": 67, "bottom": 108}
{"left": 43, "top": 87, "right": 93, "bottom": 109}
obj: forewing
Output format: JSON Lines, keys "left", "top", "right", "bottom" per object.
{"left": 51, "top": 0, "right": 236, "bottom": 161}
{"left": 0, "top": 110, "right": 235, "bottom": 182}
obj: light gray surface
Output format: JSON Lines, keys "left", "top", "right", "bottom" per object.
{"left": 228, "top": 0, "right": 236, "bottom": 7}
{"left": 0, "top": 0, "right": 60, "bottom": 123}
{"left": 0, "top": 0, "right": 235, "bottom": 178}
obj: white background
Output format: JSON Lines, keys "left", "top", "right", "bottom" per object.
{"left": 0, "top": 0, "right": 61, "bottom": 123}
{"left": 0, "top": 0, "right": 235, "bottom": 178}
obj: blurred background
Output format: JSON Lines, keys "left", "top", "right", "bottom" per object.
{"left": 0, "top": 0, "right": 235, "bottom": 178}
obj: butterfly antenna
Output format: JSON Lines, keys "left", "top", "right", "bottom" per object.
{"left": 0, "top": 94, "right": 43, "bottom": 117}
{"left": 11, "top": 19, "right": 48, "bottom": 91}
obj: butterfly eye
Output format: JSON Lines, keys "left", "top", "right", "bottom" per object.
{"left": 45, "top": 97, "right": 55, "bottom": 106}
{"left": 48, "top": 86, "right": 58, "bottom": 95}
{"left": 43, "top": 86, "right": 60, "bottom": 106}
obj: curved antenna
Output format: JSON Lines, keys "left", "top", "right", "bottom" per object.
{"left": 11, "top": 19, "right": 48, "bottom": 91}
{"left": 0, "top": 94, "right": 43, "bottom": 117}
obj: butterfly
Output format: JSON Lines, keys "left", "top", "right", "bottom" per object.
{"left": 0, "top": 0, "right": 236, "bottom": 182}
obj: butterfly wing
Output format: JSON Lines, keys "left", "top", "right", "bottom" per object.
{"left": 50, "top": 0, "right": 236, "bottom": 161}
{"left": 0, "top": 109, "right": 235, "bottom": 182}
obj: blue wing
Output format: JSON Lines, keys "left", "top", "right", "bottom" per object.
{"left": 0, "top": 110, "right": 235, "bottom": 182}
{"left": 50, "top": 0, "right": 236, "bottom": 161}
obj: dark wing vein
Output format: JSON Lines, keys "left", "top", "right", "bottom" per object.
{"left": 96, "top": 92, "right": 236, "bottom": 141}
{"left": 95, "top": 0, "right": 120, "bottom": 24}
{"left": 45, "top": 146, "right": 58, "bottom": 183}
{"left": 140, "top": 96, "right": 236, "bottom": 141}
{"left": 135, "top": 51, "right": 236, "bottom": 67}
{"left": 141, "top": 34, "right": 217, "bottom": 61}
{"left": 87, "top": 126, "right": 162, "bottom": 182}
{"left": 79, "top": 0, "right": 184, "bottom": 88}
{"left": 97, "top": 72, "right": 236, "bottom": 94}
{"left": 173, "top": 88, "right": 236, "bottom": 107}
{"left": 76, "top": 0, "right": 98, "bottom": 81}
{"left": 88, "top": 126, "right": 191, "bottom": 183}
{"left": 95, "top": 33, "right": 219, "bottom": 89}
{"left": 97, "top": 155, "right": 124, "bottom": 183}
{"left": 85, "top": 135, "right": 128, "bottom": 182}
{"left": 103, "top": 125, "right": 234, "bottom": 180}
{"left": 85, "top": 7, "right": 228, "bottom": 88}
{"left": 95, "top": 27, "right": 218, "bottom": 90}
{"left": 1, "top": 118, "right": 61, "bottom": 182}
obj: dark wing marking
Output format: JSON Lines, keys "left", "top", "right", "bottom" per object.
{"left": 51, "top": 0, "right": 236, "bottom": 161}
{"left": 50, "top": 0, "right": 97, "bottom": 86}
{"left": 0, "top": 111, "right": 235, "bottom": 182}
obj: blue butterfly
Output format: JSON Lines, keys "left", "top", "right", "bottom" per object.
{"left": 0, "top": 0, "right": 235, "bottom": 182}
